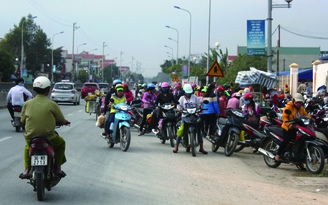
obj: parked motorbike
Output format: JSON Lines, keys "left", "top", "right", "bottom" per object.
{"left": 106, "top": 103, "right": 132, "bottom": 151}
{"left": 11, "top": 105, "right": 24, "bottom": 132}
{"left": 130, "top": 99, "right": 143, "bottom": 129}
{"left": 258, "top": 114, "right": 328, "bottom": 174}
{"left": 157, "top": 103, "right": 177, "bottom": 147}
{"left": 206, "top": 108, "right": 244, "bottom": 156}
{"left": 179, "top": 101, "right": 207, "bottom": 157}
{"left": 22, "top": 122, "right": 70, "bottom": 201}
{"left": 234, "top": 115, "right": 267, "bottom": 153}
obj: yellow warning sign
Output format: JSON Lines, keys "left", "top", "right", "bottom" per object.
{"left": 172, "top": 75, "right": 179, "bottom": 82}
{"left": 206, "top": 61, "right": 224, "bottom": 77}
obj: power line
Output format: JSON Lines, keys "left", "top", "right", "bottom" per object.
{"left": 280, "top": 26, "right": 328, "bottom": 40}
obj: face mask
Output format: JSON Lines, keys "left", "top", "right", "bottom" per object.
{"left": 162, "top": 88, "right": 169, "bottom": 94}
{"left": 18, "top": 83, "right": 24, "bottom": 87}
{"left": 244, "top": 100, "right": 250, "bottom": 105}
{"left": 185, "top": 93, "right": 192, "bottom": 98}
{"left": 294, "top": 102, "right": 302, "bottom": 108}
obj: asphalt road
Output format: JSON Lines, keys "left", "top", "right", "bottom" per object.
{"left": 0, "top": 100, "right": 328, "bottom": 205}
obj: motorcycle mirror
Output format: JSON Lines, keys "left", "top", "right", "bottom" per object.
{"left": 284, "top": 109, "right": 292, "bottom": 114}
{"left": 203, "top": 100, "right": 209, "bottom": 104}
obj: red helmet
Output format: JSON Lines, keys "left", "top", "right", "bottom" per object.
{"left": 217, "top": 85, "right": 224, "bottom": 92}
{"left": 122, "top": 83, "right": 128, "bottom": 88}
{"left": 175, "top": 82, "right": 182, "bottom": 87}
{"left": 244, "top": 92, "right": 253, "bottom": 100}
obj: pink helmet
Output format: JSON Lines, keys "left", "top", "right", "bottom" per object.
{"left": 175, "top": 82, "right": 182, "bottom": 87}
{"left": 161, "top": 82, "right": 170, "bottom": 88}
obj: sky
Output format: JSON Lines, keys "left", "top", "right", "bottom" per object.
{"left": 1, "top": 0, "right": 328, "bottom": 78}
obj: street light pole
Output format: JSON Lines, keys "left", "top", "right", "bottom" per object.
{"left": 164, "top": 45, "right": 174, "bottom": 65}
{"left": 267, "top": 0, "right": 292, "bottom": 73}
{"left": 89, "top": 49, "right": 97, "bottom": 80}
{"left": 168, "top": 37, "right": 178, "bottom": 65}
{"left": 174, "top": 6, "right": 192, "bottom": 80}
{"left": 206, "top": 0, "right": 211, "bottom": 85}
{"left": 166, "top": 26, "right": 179, "bottom": 66}
{"left": 20, "top": 16, "right": 37, "bottom": 78}
{"left": 51, "top": 31, "right": 64, "bottom": 83}
{"left": 77, "top": 43, "right": 87, "bottom": 54}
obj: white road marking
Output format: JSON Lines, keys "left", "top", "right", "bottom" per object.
{"left": 0, "top": 137, "right": 12, "bottom": 143}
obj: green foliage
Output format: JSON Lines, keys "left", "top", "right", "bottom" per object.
{"left": 78, "top": 70, "right": 88, "bottom": 83}
{"left": 0, "top": 14, "right": 51, "bottom": 78}
{"left": 0, "top": 50, "right": 16, "bottom": 82}
{"left": 216, "top": 53, "right": 267, "bottom": 86}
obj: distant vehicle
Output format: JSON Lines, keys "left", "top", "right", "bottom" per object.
{"left": 81, "top": 82, "right": 99, "bottom": 99}
{"left": 51, "top": 80, "right": 81, "bottom": 105}
{"left": 98, "top": 83, "right": 110, "bottom": 94}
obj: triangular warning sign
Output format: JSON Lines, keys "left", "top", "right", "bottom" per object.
{"left": 206, "top": 61, "right": 224, "bottom": 77}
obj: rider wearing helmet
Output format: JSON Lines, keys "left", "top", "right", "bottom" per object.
{"left": 227, "top": 92, "right": 241, "bottom": 109}
{"left": 173, "top": 84, "right": 207, "bottom": 155}
{"left": 275, "top": 93, "right": 311, "bottom": 163}
{"left": 242, "top": 92, "right": 261, "bottom": 127}
{"left": 151, "top": 82, "right": 179, "bottom": 136}
{"left": 138, "top": 83, "right": 157, "bottom": 136}
{"left": 173, "top": 82, "right": 184, "bottom": 101}
{"left": 103, "top": 84, "right": 126, "bottom": 142}
{"left": 103, "top": 79, "right": 122, "bottom": 136}
{"left": 123, "top": 83, "right": 134, "bottom": 105}
{"left": 19, "top": 76, "right": 69, "bottom": 179}
{"left": 217, "top": 85, "right": 228, "bottom": 117}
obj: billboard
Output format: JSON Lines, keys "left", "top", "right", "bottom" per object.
{"left": 247, "top": 20, "right": 265, "bottom": 56}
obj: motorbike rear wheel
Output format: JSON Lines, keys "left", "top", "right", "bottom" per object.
{"left": 36, "top": 172, "right": 45, "bottom": 201}
{"left": 263, "top": 139, "right": 281, "bottom": 168}
{"left": 15, "top": 125, "right": 20, "bottom": 132}
{"left": 212, "top": 143, "right": 220, "bottom": 152}
{"left": 305, "top": 145, "right": 325, "bottom": 174}
{"left": 120, "top": 126, "right": 131, "bottom": 152}
{"left": 234, "top": 143, "right": 245, "bottom": 152}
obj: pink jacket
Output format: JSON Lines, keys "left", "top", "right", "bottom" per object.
{"left": 124, "top": 90, "right": 134, "bottom": 105}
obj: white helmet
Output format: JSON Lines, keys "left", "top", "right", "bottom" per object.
{"left": 294, "top": 93, "right": 304, "bottom": 103}
{"left": 33, "top": 76, "right": 51, "bottom": 89}
{"left": 183, "top": 84, "right": 193, "bottom": 94}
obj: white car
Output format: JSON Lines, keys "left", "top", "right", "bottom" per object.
{"left": 51, "top": 81, "right": 81, "bottom": 105}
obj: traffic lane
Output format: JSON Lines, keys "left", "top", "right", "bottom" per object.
{"left": 1, "top": 103, "right": 328, "bottom": 204}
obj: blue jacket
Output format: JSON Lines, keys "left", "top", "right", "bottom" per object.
{"left": 202, "top": 93, "right": 220, "bottom": 115}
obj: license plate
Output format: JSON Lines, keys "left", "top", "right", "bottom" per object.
{"left": 31, "top": 155, "right": 48, "bottom": 166}
{"left": 14, "top": 112, "right": 21, "bottom": 117}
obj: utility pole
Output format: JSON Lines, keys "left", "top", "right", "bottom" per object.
{"left": 102, "top": 42, "right": 107, "bottom": 82}
{"left": 72, "top": 22, "right": 79, "bottom": 82}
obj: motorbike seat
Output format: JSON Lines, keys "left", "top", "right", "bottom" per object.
{"left": 265, "top": 126, "right": 284, "bottom": 137}
{"left": 218, "top": 117, "right": 228, "bottom": 125}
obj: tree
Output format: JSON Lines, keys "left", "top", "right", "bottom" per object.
{"left": 78, "top": 70, "right": 88, "bottom": 83}
{"left": 217, "top": 53, "right": 267, "bottom": 86}
{"left": 0, "top": 50, "right": 16, "bottom": 82}
{"left": 0, "top": 14, "right": 50, "bottom": 79}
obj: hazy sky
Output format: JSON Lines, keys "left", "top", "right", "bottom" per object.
{"left": 2, "top": 0, "right": 328, "bottom": 77}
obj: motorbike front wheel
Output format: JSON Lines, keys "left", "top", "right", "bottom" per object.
{"left": 234, "top": 143, "right": 245, "bottom": 152}
{"left": 305, "top": 145, "right": 325, "bottom": 174}
{"left": 190, "top": 131, "right": 196, "bottom": 157}
{"left": 120, "top": 126, "right": 131, "bottom": 152}
{"left": 224, "top": 131, "right": 239, "bottom": 157}
{"left": 36, "top": 172, "right": 45, "bottom": 201}
{"left": 167, "top": 126, "right": 175, "bottom": 147}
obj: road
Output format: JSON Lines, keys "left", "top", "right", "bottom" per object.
{"left": 0, "top": 100, "right": 328, "bottom": 205}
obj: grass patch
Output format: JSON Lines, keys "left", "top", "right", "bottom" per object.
{"left": 293, "top": 165, "right": 328, "bottom": 177}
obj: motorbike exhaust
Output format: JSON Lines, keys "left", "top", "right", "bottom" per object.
{"left": 133, "top": 124, "right": 140, "bottom": 129}
{"left": 205, "top": 136, "right": 216, "bottom": 144}
{"left": 258, "top": 148, "right": 275, "bottom": 159}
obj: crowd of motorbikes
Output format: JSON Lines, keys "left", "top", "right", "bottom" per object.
{"left": 16, "top": 90, "right": 328, "bottom": 201}
{"left": 125, "top": 93, "right": 328, "bottom": 175}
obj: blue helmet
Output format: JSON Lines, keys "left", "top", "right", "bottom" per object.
{"left": 147, "top": 83, "right": 155, "bottom": 89}
{"left": 113, "top": 79, "right": 122, "bottom": 87}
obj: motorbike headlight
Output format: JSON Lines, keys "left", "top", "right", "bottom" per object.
{"left": 120, "top": 105, "right": 128, "bottom": 111}
{"left": 232, "top": 110, "right": 243, "bottom": 118}
{"left": 301, "top": 118, "right": 310, "bottom": 125}
{"left": 187, "top": 108, "right": 196, "bottom": 114}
